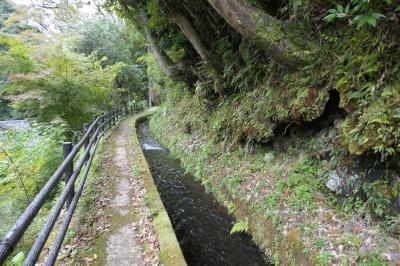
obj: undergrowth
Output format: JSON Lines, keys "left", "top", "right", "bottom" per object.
{"left": 149, "top": 102, "right": 399, "bottom": 265}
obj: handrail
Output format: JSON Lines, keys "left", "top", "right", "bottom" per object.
{"left": 0, "top": 105, "right": 135, "bottom": 265}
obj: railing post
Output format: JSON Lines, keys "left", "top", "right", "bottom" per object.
{"left": 83, "top": 123, "right": 90, "bottom": 162}
{"left": 104, "top": 112, "right": 107, "bottom": 130}
{"left": 92, "top": 115, "right": 98, "bottom": 141}
{"left": 110, "top": 110, "right": 114, "bottom": 126}
{"left": 100, "top": 112, "right": 105, "bottom": 132}
{"left": 107, "top": 110, "right": 111, "bottom": 127}
{"left": 63, "top": 142, "right": 74, "bottom": 208}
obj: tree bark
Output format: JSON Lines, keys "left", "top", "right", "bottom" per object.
{"left": 139, "top": 9, "right": 184, "bottom": 81}
{"left": 207, "top": 0, "right": 314, "bottom": 67}
{"left": 170, "top": 10, "right": 221, "bottom": 72}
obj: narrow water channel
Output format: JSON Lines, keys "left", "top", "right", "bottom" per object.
{"left": 137, "top": 121, "right": 269, "bottom": 266}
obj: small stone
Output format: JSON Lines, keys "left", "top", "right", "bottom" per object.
{"left": 383, "top": 252, "right": 400, "bottom": 263}
{"left": 334, "top": 118, "right": 344, "bottom": 131}
{"left": 328, "top": 128, "right": 336, "bottom": 140}
{"left": 331, "top": 249, "right": 338, "bottom": 257}
{"left": 263, "top": 151, "right": 275, "bottom": 162}
{"left": 325, "top": 170, "right": 342, "bottom": 192}
{"left": 338, "top": 244, "right": 344, "bottom": 252}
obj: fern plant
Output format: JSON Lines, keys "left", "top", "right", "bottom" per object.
{"left": 230, "top": 219, "right": 249, "bottom": 235}
{"left": 323, "top": 1, "right": 388, "bottom": 28}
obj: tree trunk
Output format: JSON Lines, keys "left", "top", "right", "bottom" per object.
{"left": 170, "top": 10, "right": 221, "bottom": 72}
{"left": 139, "top": 9, "right": 184, "bottom": 81}
{"left": 148, "top": 79, "right": 153, "bottom": 108}
{"left": 207, "top": 0, "right": 315, "bottom": 67}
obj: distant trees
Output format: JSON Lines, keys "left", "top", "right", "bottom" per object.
{"left": 0, "top": 2, "right": 149, "bottom": 262}
{"left": 0, "top": 1, "right": 149, "bottom": 130}
{"left": 73, "top": 17, "right": 148, "bottom": 105}
{"left": 0, "top": 33, "right": 122, "bottom": 130}
{"left": 0, "top": 0, "right": 14, "bottom": 29}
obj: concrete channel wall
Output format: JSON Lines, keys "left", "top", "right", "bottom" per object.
{"left": 132, "top": 108, "right": 187, "bottom": 266}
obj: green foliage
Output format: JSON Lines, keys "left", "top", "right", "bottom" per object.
{"left": 0, "top": 2, "right": 148, "bottom": 263}
{"left": 0, "top": 1, "right": 37, "bottom": 34}
{"left": 342, "top": 85, "right": 400, "bottom": 157}
{"left": 0, "top": 122, "right": 66, "bottom": 204}
{"left": 0, "top": 99, "right": 23, "bottom": 120}
{"left": 224, "top": 201, "right": 236, "bottom": 214}
{"left": 212, "top": 37, "right": 270, "bottom": 94}
{"left": 74, "top": 18, "right": 136, "bottom": 66}
{"left": 324, "top": 4, "right": 351, "bottom": 22}
{"left": 0, "top": 34, "right": 33, "bottom": 74}
{"left": 1, "top": 34, "right": 122, "bottom": 130}
{"left": 229, "top": 173, "right": 243, "bottom": 192}
{"left": 146, "top": 0, "right": 187, "bottom": 58}
{"left": 270, "top": 158, "right": 320, "bottom": 211}
{"left": 230, "top": 219, "right": 249, "bottom": 235}
{"left": 118, "top": 0, "right": 400, "bottom": 262}
{"left": 329, "top": 25, "right": 400, "bottom": 157}
{"left": 149, "top": 104, "right": 397, "bottom": 264}
{"left": 9, "top": 252, "right": 24, "bottom": 266}
{"left": 0, "top": 0, "right": 13, "bottom": 30}
{"left": 73, "top": 17, "right": 148, "bottom": 105}
{"left": 362, "top": 180, "right": 393, "bottom": 217}
{"left": 0, "top": 123, "right": 65, "bottom": 259}
{"left": 146, "top": 0, "right": 173, "bottom": 33}
{"left": 323, "top": 1, "right": 395, "bottom": 28}
{"left": 144, "top": 208, "right": 160, "bottom": 218}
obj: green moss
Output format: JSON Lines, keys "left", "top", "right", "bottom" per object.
{"left": 341, "top": 84, "right": 400, "bottom": 156}
{"left": 256, "top": 16, "right": 286, "bottom": 44}
{"left": 254, "top": 15, "right": 316, "bottom": 64}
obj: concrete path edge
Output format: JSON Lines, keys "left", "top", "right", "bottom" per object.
{"left": 131, "top": 108, "right": 187, "bottom": 266}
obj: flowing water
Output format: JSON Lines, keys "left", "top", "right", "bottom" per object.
{"left": 137, "top": 121, "right": 269, "bottom": 266}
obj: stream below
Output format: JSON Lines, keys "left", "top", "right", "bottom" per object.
{"left": 137, "top": 120, "right": 269, "bottom": 266}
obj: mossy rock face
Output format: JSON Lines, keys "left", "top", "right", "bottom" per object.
{"left": 341, "top": 85, "right": 400, "bottom": 157}
{"left": 290, "top": 87, "right": 328, "bottom": 122}
{"left": 346, "top": 128, "right": 379, "bottom": 156}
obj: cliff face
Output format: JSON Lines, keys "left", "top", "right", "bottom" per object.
{"left": 113, "top": 0, "right": 400, "bottom": 264}
{"left": 116, "top": 0, "right": 400, "bottom": 160}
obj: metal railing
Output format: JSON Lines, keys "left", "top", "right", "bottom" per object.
{"left": 0, "top": 105, "right": 134, "bottom": 265}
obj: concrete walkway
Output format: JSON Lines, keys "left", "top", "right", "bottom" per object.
{"left": 96, "top": 116, "right": 161, "bottom": 266}
{"left": 71, "top": 111, "right": 186, "bottom": 266}
{"left": 105, "top": 121, "right": 143, "bottom": 266}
